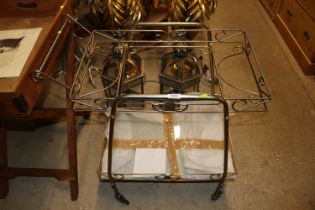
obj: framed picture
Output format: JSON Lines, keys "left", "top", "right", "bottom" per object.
{"left": 0, "top": 27, "right": 42, "bottom": 78}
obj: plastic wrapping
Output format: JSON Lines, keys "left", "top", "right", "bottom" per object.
{"left": 100, "top": 111, "right": 236, "bottom": 180}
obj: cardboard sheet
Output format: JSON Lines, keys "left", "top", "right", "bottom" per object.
{"left": 133, "top": 148, "right": 167, "bottom": 175}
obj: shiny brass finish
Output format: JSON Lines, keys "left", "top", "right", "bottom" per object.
{"left": 89, "top": 0, "right": 217, "bottom": 28}
{"left": 168, "top": 0, "right": 186, "bottom": 22}
{"left": 167, "top": 0, "right": 217, "bottom": 22}
{"left": 102, "top": 51, "right": 144, "bottom": 97}
{"left": 89, "top": 0, "right": 110, "bottom": 28}
{"left": 103, "top": 54, "right": 141, "bottom": 81}
{"left": 160, "top": 50, "right": 202, "bottom": 93}
{"left": 188, "top": 0, "right": 217, "bottom": 21}
{"left": 128, "top": 0, "right": 146, "bottom": 22}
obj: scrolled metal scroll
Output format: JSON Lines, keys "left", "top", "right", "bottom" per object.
{"left": 231, "top": 99, "right": 270, "bottom": 112}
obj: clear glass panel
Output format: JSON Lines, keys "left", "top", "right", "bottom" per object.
{"left": 101, "top": 102, "right": 236, "bottom": 181}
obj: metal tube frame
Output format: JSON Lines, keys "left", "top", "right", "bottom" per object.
{"left": 69, "top": 28, "right": 270, "bottom": 112}
{"left": 107, "top": 94, "right": 229, "bottom": 204}
{"left": 33, "top": 18, "right": 271, "bottom": 204}
{"left": 103, "top": 22, "right": 230, "bottom": 200}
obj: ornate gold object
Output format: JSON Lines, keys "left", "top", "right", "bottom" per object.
{"left": 89, "top": 0, "right": 147, "bottom": 28}
{"left": 89, "top": 0, "right": 217, "bottom": 95}
{"left": 102, "top": 47, "right": 144, "bottom": 96}
{"left": 89, "top": 0, "right": 217, "bottom": 28}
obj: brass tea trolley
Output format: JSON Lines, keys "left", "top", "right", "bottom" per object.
{"left": 67, "top": 22, "right": 271, "bottom": 204}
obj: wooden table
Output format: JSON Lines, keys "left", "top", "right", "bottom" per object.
{"left": 0, "top": 0, "right": 79, "bottom": 201}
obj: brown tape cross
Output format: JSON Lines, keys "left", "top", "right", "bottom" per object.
{"left": 111, "top": 113, "right": 225, "bottom": 178}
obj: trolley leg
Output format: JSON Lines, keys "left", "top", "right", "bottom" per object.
{"left": 110, "top": 181, "right": 129, "bottom": 205}
{"left": 211, "top": 181, "right": 224, "bottom": 201}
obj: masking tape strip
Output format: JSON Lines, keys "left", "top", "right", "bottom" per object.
{"left": 164, "top": 113, "right": 180, "bottom": 177}
{"left": 112, "top": 139, "right": 224, "bottom": 150}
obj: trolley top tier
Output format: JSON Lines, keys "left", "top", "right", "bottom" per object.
{"left": 70, "top": 25, "right": 271, "bottom": 113}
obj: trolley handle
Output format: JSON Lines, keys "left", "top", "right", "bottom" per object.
{"left": 30, "top": 18, "right": 69, "bottom": 83}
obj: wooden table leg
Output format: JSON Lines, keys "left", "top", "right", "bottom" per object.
{"left": 0, "top": 120, "right": 9, "bottom": 198}
{"left": 67, "top": 100, "right": 78, "bottom": 201}
{"left": 66, "top": 28, "right": 78, "bottom": 201}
